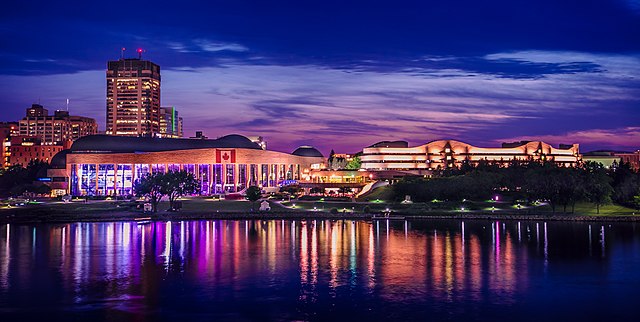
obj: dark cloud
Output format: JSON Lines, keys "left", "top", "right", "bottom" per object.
{"left": 0, "top": 1, "right": 639, "bottom": 153}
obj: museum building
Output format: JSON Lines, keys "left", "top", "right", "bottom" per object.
{"left": 48, "top": 134, "right": 325, "bottom": 196}
{"left": 361, "top": 140, "right": 581, "bottom": 171}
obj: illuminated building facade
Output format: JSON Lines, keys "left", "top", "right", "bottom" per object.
{"left": 50, "top": 134, "right": 324, "bottom": 196}
{"left": 1, "top": 122, "right": 18, "bottom": 168}
{"left": 618, "top": 151, "right": 640, "bottom": 171}
{"left": 8, "top": 136, "right": 68, "bottom": 166}
{"left": 18, "top": 104, "right": 97, "bottom": 143}
{"left": 159, "top": 106, "right": 183, "bottom": 138}
{"left": 361, "top": 140, "right": 580, "bottom": 171}
{"left": 106, "top": 58, "right": 161, "bottom": 136}
{"left": 583, "top": 150, "right": 640, "bottom": 171}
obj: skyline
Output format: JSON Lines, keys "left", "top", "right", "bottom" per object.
{"left": 1, "top": 1, "right": 639, "bottom": 154}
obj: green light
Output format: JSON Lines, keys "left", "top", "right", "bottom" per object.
{"left": 171, "top": 107, "right": 176, "bottom": 132}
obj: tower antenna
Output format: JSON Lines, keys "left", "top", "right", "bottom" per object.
{"left": 121, "top": 47, "right": 126, "bottom": 59}
{"left": 137, "top": 48, "right": 143, "bottom": 59}
{"left": 66, "top": 98, "right": 69, "bottom": 111}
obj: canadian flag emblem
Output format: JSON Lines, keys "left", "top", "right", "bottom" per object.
{"left": 216, "top": 150, "right": 235, "bottom": 163}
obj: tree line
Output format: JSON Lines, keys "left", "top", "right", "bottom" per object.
{"left": 0, "top": 160, "right": 51, "bottom": 197}
{"left": 393, "top": 160, "right": 640, "bottom": 213}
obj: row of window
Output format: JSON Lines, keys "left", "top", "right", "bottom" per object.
{"left": 70, "top": 163, "right": 302, "bottom": 196}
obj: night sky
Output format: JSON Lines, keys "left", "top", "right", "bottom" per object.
{"left": 1, "top": 0, "right": 638, "bottom": 154}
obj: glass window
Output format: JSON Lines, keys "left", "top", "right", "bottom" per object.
{"left": 79, "top": 164, "right": 96, "bottom": 196}
{"left": 249, "top": 164, "right": 259, "bottom": 186}
{"left": 184, "top": 164, "right": 195, "bottom": 174}
{"left": 225, "top": 164, "right": 235, "bottom": 192}
{"left": 286, "top": 164, "right": 294, "bottom": 180}
{"left": 213, "top": 164, "right": 223, "bottom": 194}
{"left": 135, "top": 164, "right": 150, "bottom": 187}
{"left": 238, "top": 164, "right": 247, "bottom": 191}
{"left": 269, "top": 164, "right": 278, "bottom": 187}
{"left": 152, "top": 163, "right": 166, "bottom": 174}
{"left": 97, "top": 164, "right": 115, "bottom": 196}
{"left": 116, "top": 164, "right": 133, "bottom": 196}
{"left": 71, "top": 165, "right": 79, "bottom": 196}
{"left": 199, "top": 164, "right": 210, "bottom": 195}
{"left": 261, "top": 164, "right": 269, "bottom": 187}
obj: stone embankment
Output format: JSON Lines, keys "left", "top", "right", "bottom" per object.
{"left": 2, "top": 208, "right": 639, "bottom": 224}
{"left": 400, "top": 213, "right": 640, "bottom": 222}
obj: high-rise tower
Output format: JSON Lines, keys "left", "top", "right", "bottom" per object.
{"left": 106, "top": 55, "right": 161, "bottom": 136}
{"left": 159, "top": 106, "right": 184, "bottom": 138}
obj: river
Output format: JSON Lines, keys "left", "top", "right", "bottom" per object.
{"left": 0, "top": 219, "right": 638, "bottom": 321}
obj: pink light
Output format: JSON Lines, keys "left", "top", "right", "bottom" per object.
{"left": 137, "top": 48, "right": 143, "bottom": 53}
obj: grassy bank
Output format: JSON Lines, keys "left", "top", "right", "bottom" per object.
{"left": 1, "top": 196, "right": 638, "bottom": 224}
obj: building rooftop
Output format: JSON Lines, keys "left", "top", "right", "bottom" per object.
{"left": 368, "top": 140, "right": 409, "bottom": 148}
{"left": 70, "top": 134, "right": 262, "bottom": 153}
{"left": 292, "top": 146, "right": 324, "bottom": 157}
{"left": 50, "top": 149, "right": 71, "bottom": 169}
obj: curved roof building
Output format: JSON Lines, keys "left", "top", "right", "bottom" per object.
{"left": 50, "top": 135, "right": 324, "bottom": 196}
{"left": 292, "top": 146, "right": 324, "bottom": 158}
{"left": 361, "top": 139, "right": 580, "bottom": 170}
{"left": 71, "top": 134, "right": 262, "bottom": 153}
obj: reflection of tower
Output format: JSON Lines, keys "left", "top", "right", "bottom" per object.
{"left": 106, "top": 53, "right": 161, "bottom": 137}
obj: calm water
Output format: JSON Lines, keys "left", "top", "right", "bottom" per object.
{"left": 0, "top": 219, "right": 639, "bottom": 321}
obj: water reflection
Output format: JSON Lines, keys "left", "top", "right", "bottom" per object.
{"left": 0, "top": 220, "right": 638, "bottom": 321}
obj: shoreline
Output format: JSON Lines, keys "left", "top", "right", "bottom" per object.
{"left": 2, "top": 208, "right": 639, "bottom": 224}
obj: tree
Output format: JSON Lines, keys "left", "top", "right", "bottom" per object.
{"left": 327, "top": 149, "right": 347, "bottom": 170}
{"left": 0, "top": 165, "right": 28, "bottom": 197}
{"left": 134, "top": 173, "right": 166, "bottom": 213}
{"left": 523, "top": 162, "right": 564, "bottom": 213}
{"left": 310, "top": 187, "right": 324, "bottom": 195}
{"left": 245, "top": 186, "right": 262, "bottom": 210}
{"left": 584, "top": 162, "right": 614, "bottom": 214}
{"left": 338, "top": 186, "right": 352, "bottom": 196}
{"left": 554, "top": 167, "right": 582, "bottom": 213}
{"left": 0, "top": 160, "right": 50, "bottom": 197}
{"left": 345, "top": 156, "right": 361, "bottom": 170}
{"left": 164, "top": 171, "right": 199, "bottom": 211}
{"left": 633, "top": 194, "right": 640, "bottom": 210}
{"left": 608, "top": 161, "right": 640, "bottom": 208}
{"left": 280, "top": 184, "right": 302, "bottom": 195}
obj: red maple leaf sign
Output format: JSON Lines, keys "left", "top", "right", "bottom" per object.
{"left": 222, "top": 153, "right": 230, "bottom": 161}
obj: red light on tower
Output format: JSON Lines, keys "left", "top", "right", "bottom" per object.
{"left": 137, "top": 48, "right": 143, "bottom": 59}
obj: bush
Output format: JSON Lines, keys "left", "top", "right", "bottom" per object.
{"left": 363, "top": 206, "right": 371, "bottom": 213}
{"left": 329, "top": 208, "right": 338, "bottom": 214}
